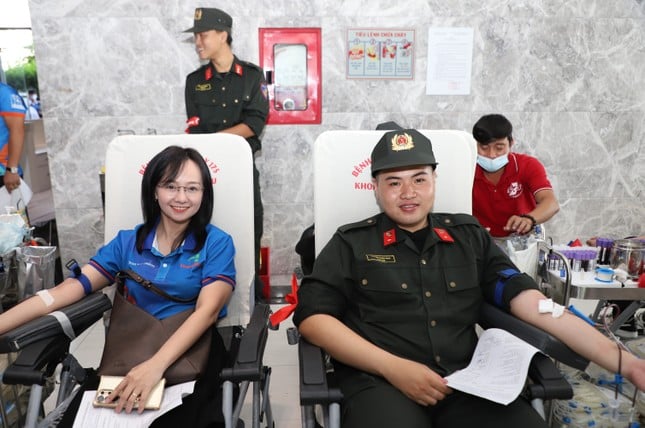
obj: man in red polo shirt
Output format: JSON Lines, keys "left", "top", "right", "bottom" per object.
{"left": 471, "top": 114, "right": 559, "bottom": 237}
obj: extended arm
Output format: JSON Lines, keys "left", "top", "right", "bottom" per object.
{"left": 299, "top": 313, "right": 451, "bottom": 406}
{"left": 0, "top": 265, "right": 110, "bottom": 335}
{"left": 510, "top": 289, "right": 645, "bottom": 390}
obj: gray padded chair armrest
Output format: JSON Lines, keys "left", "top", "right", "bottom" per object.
{"left": 0, "top": 292, "right": 112, "bottom": 353}
{"left": 220, "top": 303, "right": 270, "bottom": 382}
{"left": 0, "top": 293, "right": 112, "bottom": 386}
{"left": 299, "top": 338, "right": 342, "bottom": 406}
{"left": 526, "top": 353, "right": 574, "bottom": 400}
{"left": 2, "top": 336, "right": 70, "bottom": 385}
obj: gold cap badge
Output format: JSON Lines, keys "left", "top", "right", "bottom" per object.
{"left": 194, "top": 8, "right": 203, "bottom": 20}
{"left": 391, "top": 133, "right": 414, "bottom": 152}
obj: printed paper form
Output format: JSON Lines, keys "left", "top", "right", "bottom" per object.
{"left": 445, "top": 328, "right": 540, "bottom": 405}
{"left": 72, "top": 381, "right": 195, "bottom": 428}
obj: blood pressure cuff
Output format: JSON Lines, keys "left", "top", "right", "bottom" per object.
{"left": 0, "top": 292, "right": 112, "bottom": 353}
{"left": 494, "top": 268, "right": 539, "bottom": 309}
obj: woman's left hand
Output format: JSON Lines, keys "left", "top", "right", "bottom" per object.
{"left": 107, "top": 359, "right": 166, "bottom": 414}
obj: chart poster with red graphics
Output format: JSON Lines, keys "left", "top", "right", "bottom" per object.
{"left": 346, "top": 28, "right": 415, "bottom": 79}
{"left": 259, "top": 28, "right": 322, "bottom": 124}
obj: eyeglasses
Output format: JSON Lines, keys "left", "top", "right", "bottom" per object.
{"left": 158, "top": 183, "right": 204, "bottom": 195}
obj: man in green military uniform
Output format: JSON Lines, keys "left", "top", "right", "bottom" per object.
{"left": 184, "top": 7, "right": 269, "bottom": 302}
{"left": 294, "top": 129, "right": 645, "bottom": 427}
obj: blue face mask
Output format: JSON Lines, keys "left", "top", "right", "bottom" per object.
{"left": 477, "top": 154, "right": 509, "bottom": 172}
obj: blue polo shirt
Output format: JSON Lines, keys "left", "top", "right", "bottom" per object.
{"left": 89, "top": 223, "right": 236, "bottom": 320}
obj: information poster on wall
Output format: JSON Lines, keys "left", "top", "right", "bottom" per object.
{"left": 426, "top": 27, "right": 473, "bottom": 95}
{"left": 346, "top": 28, "right": 415, "bottom": 79}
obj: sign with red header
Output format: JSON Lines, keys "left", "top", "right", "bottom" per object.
{"left": 347, "top": 28, "right": 415, "bottom": 79}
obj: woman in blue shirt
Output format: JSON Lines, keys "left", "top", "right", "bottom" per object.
{"left": 0, "top": 145, "right": 236, "bottom": 425}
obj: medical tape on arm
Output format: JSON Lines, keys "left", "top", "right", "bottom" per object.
{"left": 36, "top": 289, "right": 54, "bottom": 307}
{"left": 47, "top": 311, "right": 76, "bottom": 340}
{"left": 538, "top": 298, "right": 565, "bottom": 318}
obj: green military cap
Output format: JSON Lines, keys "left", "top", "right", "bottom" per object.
{"left": 370, "top": 129, "right": 438, "bottom": 177}
{"left": 184, "top": 7, "right": 233, "bottom": 33}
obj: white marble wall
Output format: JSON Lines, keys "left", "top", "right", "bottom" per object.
{"left": 28, "top": 0, "right": 645, "bottom": 277}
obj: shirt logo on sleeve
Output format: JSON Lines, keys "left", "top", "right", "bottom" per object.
{"left": 366, "top": 254, "right": 396, "bottom": 263}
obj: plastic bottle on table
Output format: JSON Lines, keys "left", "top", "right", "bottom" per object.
{"left": 572, "top": 251, "right": 582, "bottom": 272}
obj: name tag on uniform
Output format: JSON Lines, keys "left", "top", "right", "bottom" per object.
{"left": 366, "top": 254, "right": 396, "bottom": 263}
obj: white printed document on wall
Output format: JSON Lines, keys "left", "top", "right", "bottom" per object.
{"left": 426, "top": 27, "right": 474, "bottom": 95}
{"left": 445, "top": 328, "right": 540, "bottom": 405}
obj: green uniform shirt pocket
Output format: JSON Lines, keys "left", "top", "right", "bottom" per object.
{"left": 355, "top": 264, "right": 423, "bottom": 325}
{"left": 442, "top": 264, "right": 482, "bottom": 324}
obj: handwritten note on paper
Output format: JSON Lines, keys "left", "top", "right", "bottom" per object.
{"left": 445, "top": 328, "right": 540, "bottom": 405}
{"left": 72, "top": 381, "right": 195, "bottom": 428}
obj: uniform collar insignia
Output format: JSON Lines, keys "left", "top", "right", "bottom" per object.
{"left": 383, "top": 228, "right": 396, "bottom": 247}
{"left": 234, "top": 63, "right": 243, "bottom": 76}
{"left": 433, "top": 228, "right": 454, "bottom": 243}
{"left": 204, "top": 65, "right": 213, "bottom": 81}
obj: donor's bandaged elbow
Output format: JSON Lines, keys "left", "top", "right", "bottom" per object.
{"left": 539, "top": 299, "right": 594, "bottom": 326}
